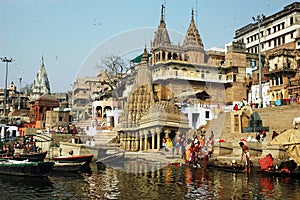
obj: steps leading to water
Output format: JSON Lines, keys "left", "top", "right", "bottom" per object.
{"left": 209, "top": 103, "right": 300, "bottom": 141}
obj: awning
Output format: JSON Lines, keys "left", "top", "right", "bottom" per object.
{"left": 130, "top": 53, "right": 152, "bottom": 63}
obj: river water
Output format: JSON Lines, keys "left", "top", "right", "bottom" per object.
{"left": 0, "top": 160, "right": 300, "bottom": 200}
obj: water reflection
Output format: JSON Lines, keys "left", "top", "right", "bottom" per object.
{"left": 1, "top": 161, "right": 300, "bottom": 199}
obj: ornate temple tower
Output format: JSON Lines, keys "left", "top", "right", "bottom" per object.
{"left": 31, "top": 56, "right": 51, "bottom": 100}
{"left": 183, "top": 9, "right": 205, "bottom": 64}
{"left": 119, "top": 48, "right": 155, "bottom": 129}
{"left": 152, "top": 4, "right": 171, "bottom": 48}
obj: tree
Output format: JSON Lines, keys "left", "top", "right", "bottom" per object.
{"left": 98, "top": 55, "right": 130, "bottom": 98}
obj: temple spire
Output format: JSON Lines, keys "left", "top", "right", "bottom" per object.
{"left": 183, "top": 8, "right": 204, "bottom": 48}
{"left": 153, "top": 4, "right": 171, "bottom": 48}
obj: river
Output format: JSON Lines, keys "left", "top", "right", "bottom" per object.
{"left": 0, "top": 160, "right": 300, "bottom": 200}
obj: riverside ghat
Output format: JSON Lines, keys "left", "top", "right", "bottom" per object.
{"left": 77, "top": 103, "right": 300, "bottom": 173}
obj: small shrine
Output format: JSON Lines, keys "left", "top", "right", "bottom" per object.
{"left": 231, "top": 106, "right": 269, "bottom": 134}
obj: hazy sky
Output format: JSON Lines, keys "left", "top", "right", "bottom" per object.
{"left": 0, "top": 0, "right": 296, "bottom": 92}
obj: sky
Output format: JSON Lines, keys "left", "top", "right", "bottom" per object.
{"left": 0, "top": 0, "right": 297, "bottom": 93}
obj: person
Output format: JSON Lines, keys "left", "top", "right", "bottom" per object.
{"left": 272, "top": 131, "right": 279, "bottom": 140}
{"left": 239, "top": 141, "right": 250, "bottom": 172}
{"left": 233, "top": 104, "right": 239, "bottom": 111}
{"left": 166, "top": 137, "right": 173, "bottom": 151}
{"left": 255, "top": 130, "right": 261, "bottom": 142}
{"left": 162, "top": 138, "right": 166, "bottom": 151}
{"left": 261, "top": 130, "right": 267, "bottom": 141}
{"left": 175, "top": 136, "right": 181, "bottom": 155}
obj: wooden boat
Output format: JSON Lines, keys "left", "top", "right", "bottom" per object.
{"left": 14, "top": 151, "right": 48, "bottom": 162}
{"left": 0, "top": 159, "right": 54, "bottom": 177}
{"left": 52, "top": 161, "right": 86, "bottom": 172}
{"left": 1, "top": 151, "right": 48, "bottom": 162}
{"left": 52, "top": 153, "right": 94, "bottom": 164}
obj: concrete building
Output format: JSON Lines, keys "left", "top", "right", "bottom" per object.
{"left": 234, "top": 2, "right": 300, "bottom": 105}
{"left": 71, "top": 76, "right": 100, "bottom": 121}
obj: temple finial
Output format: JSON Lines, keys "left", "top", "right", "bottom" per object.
{"left": 161, "top": 4, "right": 165, "bottom": 21}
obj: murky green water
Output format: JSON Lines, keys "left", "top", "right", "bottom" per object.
{"left": 0, "top": 161, "right": 300, "bottom": 200}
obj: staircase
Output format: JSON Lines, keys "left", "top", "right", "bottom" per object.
{"left": 93, "top": 129, "right": 119, "bottom": 146}
{"left": 207, "top": 112, "right": 231, "bottom": 140}
{"left": 254, "top": 103, "right": 300, "bottom": 132}
{"left": 208, "top": 103, "right": 300, "bottom": 141}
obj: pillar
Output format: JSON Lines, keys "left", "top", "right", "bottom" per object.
{"left": 151, "top": 130, "right": 155, "bottom": 150}
{"left": 156, "top": 128, "right": 161, "bottom": 151}
{"left": 134, "top": 132, "right": 139, "bottom": 151}
{"left": 144, "top": 130, "right": 148, "bottom": 151}
{"left": 139, "top": 131, "right": 143, "bottom": 151}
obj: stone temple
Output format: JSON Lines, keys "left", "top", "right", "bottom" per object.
{"left": 116, "top": 5, "right": 252, "bottom": 152}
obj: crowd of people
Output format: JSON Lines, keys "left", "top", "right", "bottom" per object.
{"left": 161, "top": 131, "right": 215, "bottom": 168}
{"left": 1, "top": 136, "right": 41, "bottom": 156}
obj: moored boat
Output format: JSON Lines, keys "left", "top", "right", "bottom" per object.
{"left": 52, "top": 153, "right": 94, "bottom": 164}
{"left": 0, "top": 159, "right": 54, "bottom": 177}
{"left": 52, "top": 161, "right": 86, "bottom": 172}
{"left": 1, "top": 151, "right": 48, "bottom": 162}
{"left": 14, "top": 151, "right": 48, "bottom": 162}
{"left": 96, "top": 149, "right": 125, "bottom": 170}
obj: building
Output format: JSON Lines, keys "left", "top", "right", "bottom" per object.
{"left": 116, "top": 5, "right": 255, "bottom": 151}
{"left": 71, "top": 76, "right": 100, "bottom": 121}
{"left": 30, "top": 94, "right": 59, "bottom": 129}
{"left": 31, "top": 56, "right": 51, "bottom": 100}
{"left": 234, "top": 2, "right": 300, "bottom": 105}
{"left": 45, "top": 107, "right": 71, "bottom": 132}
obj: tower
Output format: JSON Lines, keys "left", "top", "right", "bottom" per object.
{"left": 31, "top": 56, "right": 51, "bottom": 100}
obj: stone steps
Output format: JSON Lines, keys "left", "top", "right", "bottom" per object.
{"left": 254, "top": 104, "right": 300, "bottom": 132}
{"left": 93, "top": 130, "right": 118, "bottom": 145}
{"left": 216, "top": 104, "right": 300, "bottom": 142}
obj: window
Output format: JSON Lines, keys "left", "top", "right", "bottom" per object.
{"left": 205, "top": 111, "right": 210, "bottom": 119}
{"left": 267, "top": 28, "right": 271, "bottom": 35}
{"left": 291, "top": 33, "right": 294, "bottom": 39}
{"left": 233, "top": 74, "right": 237, "bottom": 82}
{"left": 268, "top": 41, "right": 271, "bottom": 47}
{"left": 290, "top": 17, "right": 294, "bottom": 25}
{"left": 282, "top": 36, "right": 285, "bottom": 44}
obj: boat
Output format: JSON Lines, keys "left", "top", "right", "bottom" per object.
{"left": 0, "top": 159, "right": 54, "bottom": 177}
{"left": 96, "top": 149, "right": 125, "bottom": 170}
{"left": 1, "top": 151, "right": 48, "bottom": 162}
{"left": 52, "top": 161, "right": 86, "bottom": 172}
{"left": 52, "top": 153, "right": 94, "bottom": 164}
{"left": 14, "top": 151, "right": 48, "bottom": 162}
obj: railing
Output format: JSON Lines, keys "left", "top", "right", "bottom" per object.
{"left": 289, "top": 79, "right": 300, "bottom": 87}
{"left": 152, "top": 74, "right": 233, "bottom": 83}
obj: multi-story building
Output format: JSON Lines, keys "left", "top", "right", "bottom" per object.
{"left": 71, "top": 76, "right": 100, "bottom": 121}
{"left": 234, "top": 2, "right": 300, "bottom": 105}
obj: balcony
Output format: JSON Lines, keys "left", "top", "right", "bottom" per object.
{"left": 152, "top": 74, "right": 233, "bottom": 84}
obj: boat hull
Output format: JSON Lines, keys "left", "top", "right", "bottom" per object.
{"left": 53, "top": 154, "right": 94, "bottom": 164}
{"left": 52, "top": 162, "right": 86, "bottom": 172}
{"left": 14, "top": 151, "right": 48, "bottom": 162}
{"left": 0, "top": 160, "right": 54, "bottom": 177}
